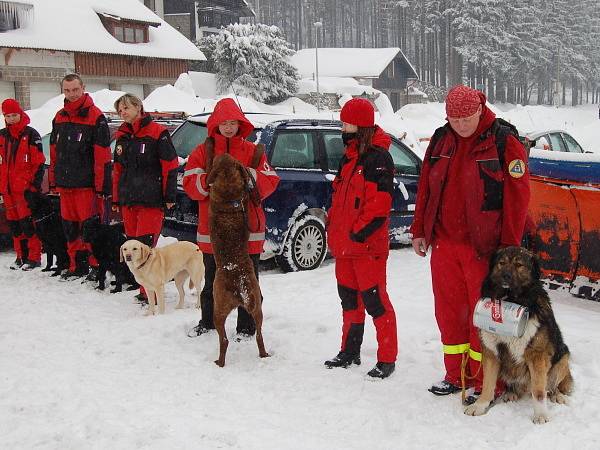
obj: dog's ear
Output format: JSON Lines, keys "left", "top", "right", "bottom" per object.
{"left": 204, "top": 137, "right": 215, "bottom": 179}
{"left": 120, "top": 244, "right": 125, "bottom": 263}
{"left": 141, "top": 243, "right": 150, "bottom": 262}
{"left": 530, "top": 251, "right": 542, "bottom": 280}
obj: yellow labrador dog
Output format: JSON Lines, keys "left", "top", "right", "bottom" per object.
{"left": 120, "top": 240, "right": 205, "bottom": 315}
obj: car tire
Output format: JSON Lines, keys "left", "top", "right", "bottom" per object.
{"left": 276, "top": 215, "right": 327, "bottom": 272}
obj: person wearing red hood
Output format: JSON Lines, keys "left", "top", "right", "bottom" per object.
{"left": 0, "top": 99, "right": 45, "bottom": 270}
{"left": 324, "top": 98, "right": 398, "bottom": 379}
{"left": 183, "top": 98, "right": 280, "bottom": 337}
{"left": 410, "top": 85, "right": 530, "bottom": 402}
{"left": 49, "top": 74, "right": 112, "bottom": 279}
{"left": 112, "top": 93, "right": 179, "bottom": 301}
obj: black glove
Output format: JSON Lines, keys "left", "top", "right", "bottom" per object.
{"left": 350, "top": 231, "right": 366, "bottom": 243}
{"left": 24, "top": 190, "right": 42, "bottom": 208}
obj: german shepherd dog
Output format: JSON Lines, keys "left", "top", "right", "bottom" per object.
{"left": 464, "top": 246, "right": 573, "bottom": 424}
{"left": 206, "top": 151, "right": 268, "bottom": 367}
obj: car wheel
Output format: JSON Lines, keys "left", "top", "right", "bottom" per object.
{"left": 276, "top": 215, "right": 326, "bottom": 272}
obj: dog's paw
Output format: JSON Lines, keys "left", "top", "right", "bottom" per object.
{"left": 501, "top": 391, "right": 520, "bottom": 402}
{"left": 532, "top": 412, "right": 550, "bottom": 424}
{"left": 144, "top": 309, "right": 155, "bottom": 316}
{"left": 549, "top": 391, "right": 569, "bottom": 405}
{"left": 214, "top": 359, "right": 225, "bottom": 367}
{"left": 175, "top": 303, "right": 184, "bottom": 309}
{"left": 464, "top": 401, "right": 490, "bottom": 416}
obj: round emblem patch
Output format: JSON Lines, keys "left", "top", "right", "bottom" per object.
{"left": 508, "top": 159, "right": 526, "bottom": 178}
{"left": 116, "top": 144, "right": 123, "bottom": 156}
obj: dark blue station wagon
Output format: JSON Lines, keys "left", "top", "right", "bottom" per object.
{"left": 163, "top": 114, "right": 422, "bottom": 272}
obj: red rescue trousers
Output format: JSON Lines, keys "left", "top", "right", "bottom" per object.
{"left": 430, "top": 239, "right": 489, "bottom": 389}
{"left": 59, "top": 188, "right": 100, "bottom": 271}
{"left": 121, "top": 205, "right": 164, "bottom": 298}
{"left": 120, "top": 205, "right": 163, "bottom": 245}
{"left": 335, "top": 256, "right": 398, "bottom": 363}
{"left": 3, "top": 192, "right": 41, "bottom": 262}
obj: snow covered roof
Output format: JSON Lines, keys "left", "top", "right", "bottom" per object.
{"left": 0, "top": 0, "right": 205, "bottom": 61}
{"left": 290, "top": 47, "right": 417, "bottom": 79}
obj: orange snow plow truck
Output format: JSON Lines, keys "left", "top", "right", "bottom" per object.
{"left": 527, "top": 149, "right": 600, "bottom": 300}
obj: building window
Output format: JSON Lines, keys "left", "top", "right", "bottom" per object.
{"left": 114, "top": 25, "right": 124, "bottom": 41}
{"left": 0, "top": 1, "right": 33, "bottom": 32}
{"left": 98, "top": 14, "right": 151, "bottom": 43}
{"left": 387, "top": 62, "right": 395, "bottom": 79}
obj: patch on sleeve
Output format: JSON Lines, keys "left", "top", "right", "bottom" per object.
{"left": 508, "top": 159, "right": 526, "bottom": 178}
{"left": 116, "top": 144, "right": 123, "bottom": 156}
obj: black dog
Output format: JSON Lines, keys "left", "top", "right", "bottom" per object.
{"left": 82, "top": 216, "right": 138, "bottom": 293}
{"left": 26, "top": 192, "right": 69, "bottom": 275}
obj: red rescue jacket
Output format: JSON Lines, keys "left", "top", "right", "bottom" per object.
{"left": 182, "top": 98, "right": 279, "bottom": 254}
{"left": 327, "top": 126, "right": 394, "bottom": 258}
{"left": 410, "top": 105, "right": 530, "bottom": 256}
{"left": 0, "top": 112, "right": 46, "bottom": 195}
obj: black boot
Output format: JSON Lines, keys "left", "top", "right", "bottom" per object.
{"left": 187, "top": 320, "right": 215, "bottom": 338}
{"left": 367, "top": 362, "right": 395, "bottom": 379}
{"left": 9, "top": 258, "right": 24, "bottom": 270}
{"left": 428, "top": 380, "right": 461, "bottom": 396}
{"left": 324, "top": 351, "right": 361, "bottom": 368}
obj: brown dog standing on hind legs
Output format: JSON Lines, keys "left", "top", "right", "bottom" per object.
{"left": 207, "top": 152, "right": 269, "bottom": 367}
{"left": 464, "top": 246, "right": 573, "bottom": 424}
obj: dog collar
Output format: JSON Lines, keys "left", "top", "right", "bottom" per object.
{"left": 135, "top": 250, "right": 152, "bottom": 270}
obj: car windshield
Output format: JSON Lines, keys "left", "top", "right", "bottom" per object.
{"left": 171, "top": 121, "right": 208, "bottom": 158}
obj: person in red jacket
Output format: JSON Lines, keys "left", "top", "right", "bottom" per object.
{"left": 183, "top": 98, "right": 279, "bottom": 337}
{"left": 49, "top": 74, "right": 112, "bottom": 279}
{"left": 0, "top": 99, "right": 45, "bottom": 270}
{"left": 324, "top": 98, "right": 398, "bottom": 379}
{"left": 112, "top": 93, "right": 179, "bottom": 301}
{"left": 410, "top": 85, "right": 530, "bottom": 402}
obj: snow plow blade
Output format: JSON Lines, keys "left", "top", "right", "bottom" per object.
{"left": 528, "top": 151, "right": 600, "bottom": 301}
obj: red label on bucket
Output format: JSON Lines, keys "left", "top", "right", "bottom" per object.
{"left": 492, "top": 298, "right": 503, "bottom": 323}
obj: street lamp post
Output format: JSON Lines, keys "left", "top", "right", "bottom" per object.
{"left": 314, "top": 21, "right": 322, "bottom": 112}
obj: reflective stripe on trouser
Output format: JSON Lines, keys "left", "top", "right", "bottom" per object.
{"left": 335, "top": 255, "right": 397, "bottom": 363}
{"left": 431, "top": 239, "right": 489, "bottom": 388}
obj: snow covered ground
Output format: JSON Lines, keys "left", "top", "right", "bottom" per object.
{"left": 2, "top": 242, "right": 600, "bottom": 449}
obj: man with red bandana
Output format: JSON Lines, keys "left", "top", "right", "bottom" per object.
{"left": 183, "top": 98, "right": 279, "bottom": 338}
{"left": 410, "top": 85, "right": 530, "bottom": 401}
{"left": 0, "top": 99, "right": 45, "bottom": 270}
{"left": 324, "top": 98, "right": 398, "bottom": 379}
{"left": 49, "top": 74, "right": 112, "bottom": 279}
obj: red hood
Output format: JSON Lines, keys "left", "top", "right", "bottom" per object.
{"left": 6, "top": 110, "right": 30, "bottom": 139}
{"left": 207, "top": 98, "right": 254, "bottom": 139}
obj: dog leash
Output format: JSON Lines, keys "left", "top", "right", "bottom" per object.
{"left": 460, "top": 351, "right": 483, "bottom": 404}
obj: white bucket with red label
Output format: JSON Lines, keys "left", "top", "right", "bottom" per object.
{"left": 473, "top": 297, "right": 529, "bottom": 337}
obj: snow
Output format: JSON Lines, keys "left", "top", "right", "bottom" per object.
{"left": 1, "top": 0, "right": 205, "bottom": 61}
{"left": 2, "top": 245, "right": 600, "bottom": 448}
{"left": 291, "top": 48, "right": 416, "bottom": 79}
